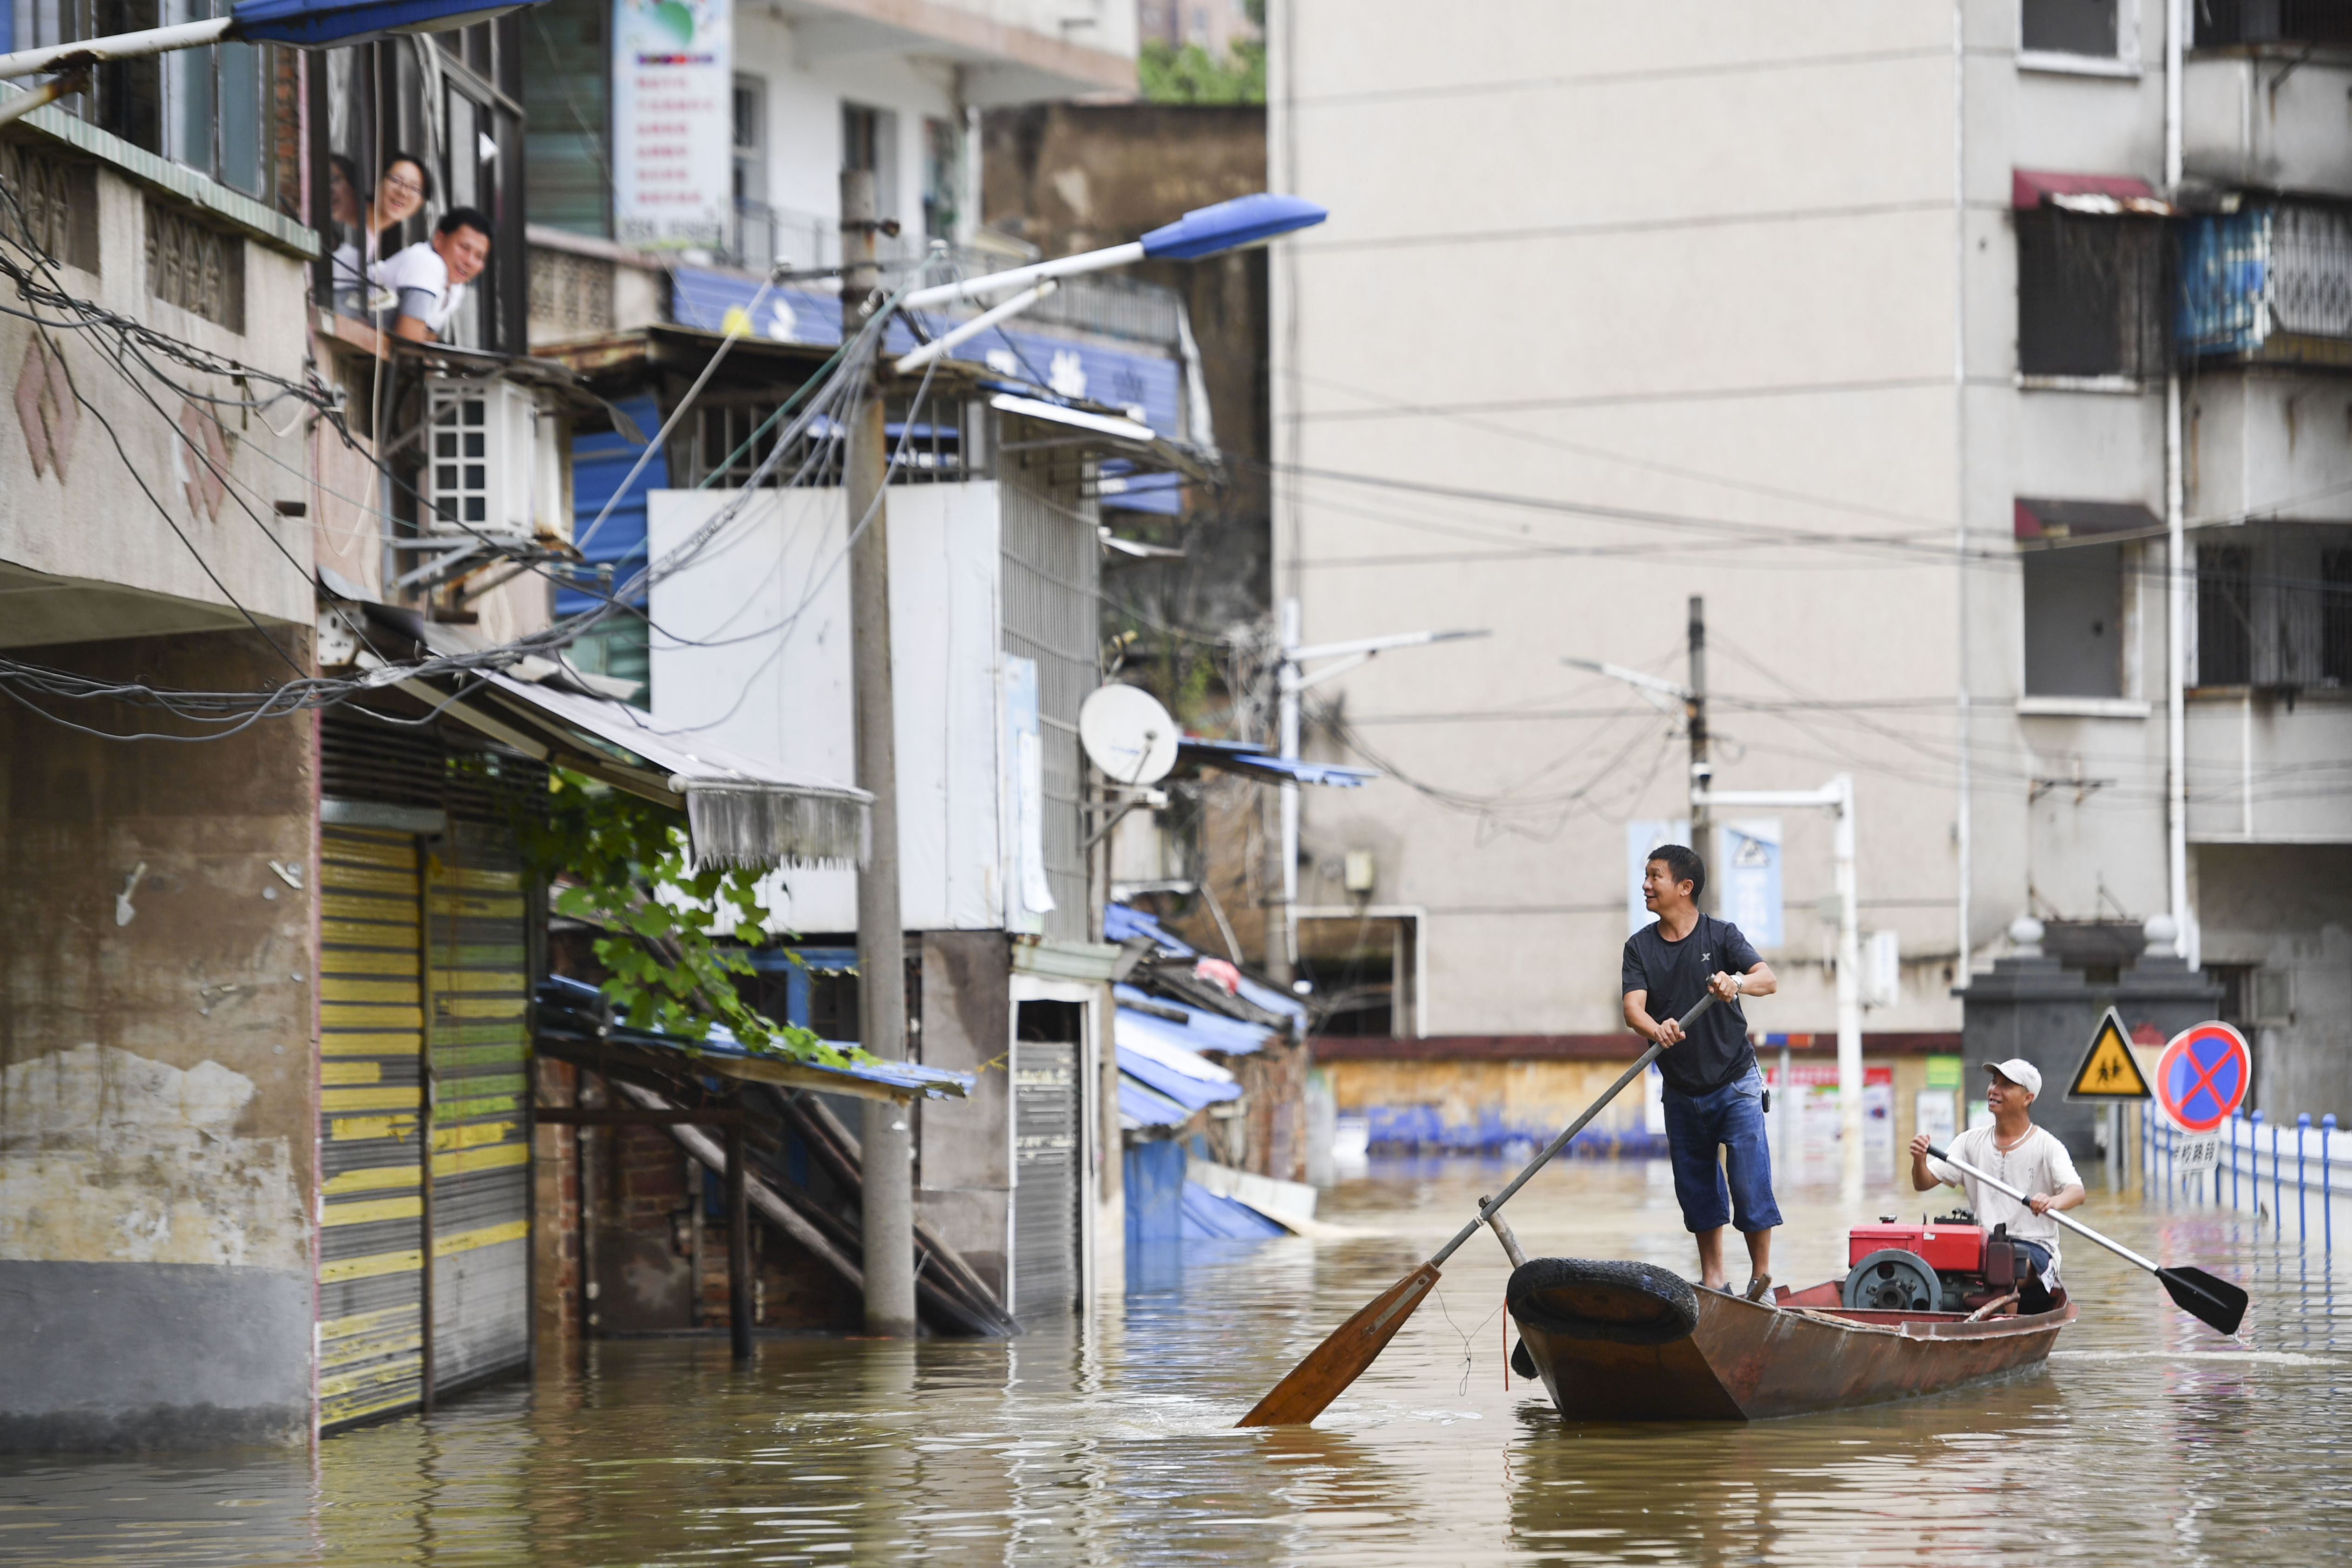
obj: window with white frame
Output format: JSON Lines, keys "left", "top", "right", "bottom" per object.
{"left": 2023, "top": 0, "right": 2120, "bottom": 58}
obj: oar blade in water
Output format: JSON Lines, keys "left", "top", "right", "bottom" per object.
{"left": 2158, "top": 1265, "right": 2248, "bottom": 1336}
{"left": 1236, "top": 1262, "right": 1441, "bottom": 1427}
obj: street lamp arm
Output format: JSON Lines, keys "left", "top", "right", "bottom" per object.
{"left": 1696, "top": 786, "right": 1845, "bottom": 811}
{"left": 900, "top": 243, "right": 1148, "bottom": 313}
{"left": 1284, "top": 651, "right": 1372, "bottom": 695}
{"left": 0, "top": 0, "right": 531, "bottom": 78}
{"left": 1561, "top": 655, "right": 1693, "bottom": 702}
{"left": 1290, "top": 627, "right": 1487, "bottom": 664}
{"left": 0, "top": 16, "right": 229, "bottom": 77}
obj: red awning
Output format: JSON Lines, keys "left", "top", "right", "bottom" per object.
{"left": 2014, "top": 497, "right": 2164, "bottom": 544}
{"left": 2012, "top": 169, "right": 2173, "bottom": 216}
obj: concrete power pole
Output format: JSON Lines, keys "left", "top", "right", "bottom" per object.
{"left": 1686, "top": 595, "right": 1712, "bottom": 909}
{"left": 841, "top": 168, "right": 916, "bottom": 1337}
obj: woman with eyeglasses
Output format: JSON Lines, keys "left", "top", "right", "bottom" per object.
{"left": 328, "top": 151, "right": 433, "bottom": 318}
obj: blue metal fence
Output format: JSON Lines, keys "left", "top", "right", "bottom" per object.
{"left": 2141, "top": 1102, "right": 2345, "bottom": 1249}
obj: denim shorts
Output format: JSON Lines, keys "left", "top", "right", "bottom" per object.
{"left": 1660, "top": 1065, "right": 1784, "bottom": 1235}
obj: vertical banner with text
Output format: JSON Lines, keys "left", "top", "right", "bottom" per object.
{"left": 614, "top": 0, "right": 732, "bottom": 249}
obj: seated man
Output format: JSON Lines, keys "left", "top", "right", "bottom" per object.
{"left": 1622, "top": 844, "right": 1780, "bottom": 1298}
{"left": 1907, "top": 1058, "right": 2086, "bottom": 1312}
{"left": 374, "top": 207, "right": 492, "bottom": 342}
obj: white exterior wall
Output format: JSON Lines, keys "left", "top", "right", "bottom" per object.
{"left": 1272, "top": 0, "right": 2352, "bottom": 1042}
{"left": 646, "top": 483, "right": 1007, "bottom": 933}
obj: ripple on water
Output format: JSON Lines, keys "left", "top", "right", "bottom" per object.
{"left": 1, "top": 1157, "right": 2348, "bottom": 1565}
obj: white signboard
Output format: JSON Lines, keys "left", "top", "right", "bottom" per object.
{"left": 1914, "top": 1088, "right": 1958, "bottom": 1150}
{"left": 1714, "top": 819, "right": 1782, "bottom": 947}
{"left": 2174, "top": 1133, "right": 2222, "bottom": 1178}
{"left": 613, "top": 0, "right": 732, "bottom": 249}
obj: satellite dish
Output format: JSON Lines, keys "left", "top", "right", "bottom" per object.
{"left": 1078, "top": 684, "right": 1178, "bottom": 785}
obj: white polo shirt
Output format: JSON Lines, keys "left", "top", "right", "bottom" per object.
{"left": 373, "top": 240, "right": 466, "bottom": 334}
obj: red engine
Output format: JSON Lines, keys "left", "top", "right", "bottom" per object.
{"left": 1841, "top": 1208, "right": 2037, "bottom": 1314}
{"left": 1847, "top": 1220, "right": 1985, "bottom": 1274}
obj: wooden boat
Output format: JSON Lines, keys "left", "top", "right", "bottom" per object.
{"left": 1507, "top": 1257, "right": 2076, "bottom": 1422}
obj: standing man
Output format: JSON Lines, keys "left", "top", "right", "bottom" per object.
{"left": 1907, "top": 1059, "right": 2084, "bottom": 1311}
{"left": 1623, "top": 844, "right": 1781, "bottom": 1298}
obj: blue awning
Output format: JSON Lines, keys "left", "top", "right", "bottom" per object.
{"left": 536, "top": 975, "right": 970, "bottom": 1101}
{"left": 1103, "top": 902, "right": 1310, "bottom": 1027}
{"left": 669, "top": 266, "right": 1184, "bottom": 440}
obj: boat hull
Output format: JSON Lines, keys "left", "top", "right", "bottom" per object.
{"left": 1514, "top": 1273, "right": 2076, "bottom": 1423}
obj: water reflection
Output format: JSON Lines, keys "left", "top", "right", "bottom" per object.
{"left": 1, "top": 1156, "right": 2347, "bottom": 1565}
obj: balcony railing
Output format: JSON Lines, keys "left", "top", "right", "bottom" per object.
{"left": 2194, "top": 0, "right": 2352, "bottom": 47}
{"left": 2177, "top": 203, "right": 2352, "bottom": 359}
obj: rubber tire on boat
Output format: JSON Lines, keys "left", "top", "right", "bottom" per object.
{"left": 1506, "top": 1258, "right": 1702, "bottom": 1347}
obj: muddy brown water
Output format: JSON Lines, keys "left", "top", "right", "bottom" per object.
{"left": 4, "top": 1156, "right": 2345, "bottom": 1565}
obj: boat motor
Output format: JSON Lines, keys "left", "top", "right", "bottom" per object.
{"left": 1841, "top": 1209, "right": 2038, "bottom": 1313}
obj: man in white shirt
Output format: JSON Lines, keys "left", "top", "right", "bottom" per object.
{"left": 373, "top": 206, "right": 492, "bottom": 342}
{"left": 1908, "top": 1057, "right": 2085, "bottom": 1310}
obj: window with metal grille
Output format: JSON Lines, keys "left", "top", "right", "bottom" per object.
{"left": 2024, "top": 0, "right": 2117, "bottom": 55}
{"left": 2197, "top": 545, "right": 2254, "bottom": 687}
{"left": 2195, "top": 0, "right": 2352, "bottom": 47}
{"left": 686, "top": 397, "right": 966, "bottom": 489}
{"left": 2018, "top": 208, "right": 2167, "bottom": 379}
{"left": 2322, "top": 549, "right": 2352, "bottom": 686}
{"left": 428, "top": 392, "right": 492, "bottom": 527}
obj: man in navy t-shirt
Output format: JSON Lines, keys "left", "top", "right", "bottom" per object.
{"left": 1622, "top": 843, "right": 1782, "bottom": 1298}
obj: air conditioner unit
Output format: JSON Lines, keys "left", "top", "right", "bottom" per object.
{"left": 419, "top": 378, "right": 566, "bottom": 544}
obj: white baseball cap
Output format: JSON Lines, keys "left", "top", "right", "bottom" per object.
{"left": 1983, "top": 1058, "right": 2042, "bottom": 1097}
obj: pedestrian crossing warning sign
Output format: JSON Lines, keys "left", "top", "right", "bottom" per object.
{"left": 2066, "top": 1007, "right": 2152, "bottom": 1101}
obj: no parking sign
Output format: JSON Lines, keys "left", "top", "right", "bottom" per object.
{"left": 2155, "top": 1022, "right": 2252, "bottom": 1135}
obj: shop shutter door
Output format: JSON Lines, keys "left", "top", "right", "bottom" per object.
{"left": 1012, "top": 1040, "right": 1080, "bottom": 1322}
{"left": 316, "top": 825, "right": 428, "bottom": 1430}
{"left": 425, "top": 817, "right": 533, "bottom": 1392}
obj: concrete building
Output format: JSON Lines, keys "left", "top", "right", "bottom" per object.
{"left": 1267, "top": 1, "right": 2352, "bottom": 1130}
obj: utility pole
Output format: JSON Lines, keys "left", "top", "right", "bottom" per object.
{"left": 1272, "top": 599, "right": 1487, "bottom": 985}
{"left": 1686, "top": 595, "right": 1711, "bottom": 909}
{"left": 841, "top": 168, "right": 915, "bottom": 1337}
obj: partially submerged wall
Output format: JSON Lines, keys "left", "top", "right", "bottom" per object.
{"left": 0, "top": 630, "right": 317, "bottom": 1451}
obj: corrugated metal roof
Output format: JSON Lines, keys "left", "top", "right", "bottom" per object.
{"left": 536, "top": 976, "right": 971, "bottom": 1100}
{"left": 1115, "top": 986, "right": 1273, "bottom": 1055}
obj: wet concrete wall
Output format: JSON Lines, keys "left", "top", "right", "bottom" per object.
{"left": 0, "top": 631, "right": 318, "bottom": 1451}
{"left": 2195, "top": 844, "right": 2352, "bottom": 1121}
{"left": 918, "top": 931, "right": 1013, "bottom": 1300}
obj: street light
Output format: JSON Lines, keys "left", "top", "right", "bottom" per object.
{"left": 0, "top": 0, "right": 538, "bottom": 126}
{"left": 900, "top": 193, "right": 1328, "bottom": 314}
{"left": 836, "top": 185, "right": 1329, "bottom": 1336}
{"left": 1274, "top": 600, "right": 1487, "bottom": 978}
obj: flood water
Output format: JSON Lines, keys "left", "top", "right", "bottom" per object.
{"left": 6, "top": 1156, "right": 2348, "bottom": 1566}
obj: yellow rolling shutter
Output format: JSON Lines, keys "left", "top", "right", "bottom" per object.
{"left": 425, "top": 818, "right": 533, "bottom": 1392}
{"left": 317, "top": 826, "right": 426, "bottom": 1429}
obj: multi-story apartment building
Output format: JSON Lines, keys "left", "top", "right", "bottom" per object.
{"left": 1267, "top": 1, "right": 2352, "bottom": 1117}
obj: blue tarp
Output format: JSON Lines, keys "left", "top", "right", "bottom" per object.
{"left": 1180, "top": 1181, "right": 1288, "bottom": 1240}
{"left": 1114, "top": 1043, "right": 1240, "bottom": 1112}
{"left": 560, "top": 392, "right": 664, "bottom": 616}
{"left": 1125, "top": 1141, "right": 1186, "bottom": 1244}
{"left": 1114, "top": 986, "right": 1273, "bottom": 1055}
{"left": 669, "top": 266, "right": 1185, "bottom": 456}
{"left": 2177, "top": 210, "right": 2271, "bottom": 356}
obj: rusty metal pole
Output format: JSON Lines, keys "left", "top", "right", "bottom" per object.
{"left": 726, "top": 1120, "right": 752, "bottom": 1360}
{"left": 841, "top": 166, "right": 917, "bottom": 1337}
{"left": 1688, "top": 594, "right": 1711, "bottom": 911}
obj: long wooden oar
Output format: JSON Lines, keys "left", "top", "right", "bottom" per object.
{"left": 1237, "top": 994, "right": 1719, "bottom": 1426}
{"left": 1926, "top": 1143, "right": 2248, "bottom": 1336}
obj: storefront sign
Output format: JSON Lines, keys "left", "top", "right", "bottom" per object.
{"left": 613, "top": 0, "right": 732, "bottom": 248}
